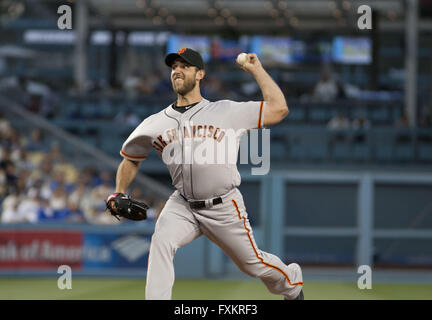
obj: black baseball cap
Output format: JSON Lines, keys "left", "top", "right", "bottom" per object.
{"left": 165, "top": 48, "right": 204, "bottom": 70}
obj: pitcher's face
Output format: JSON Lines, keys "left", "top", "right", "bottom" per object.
{"left": 170, "top": 59, "right": 199, "bottom": 96}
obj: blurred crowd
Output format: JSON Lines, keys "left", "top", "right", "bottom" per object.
{"left": 4, "top": 61, "right": 431, "bottom": 129}
{"left": 0, "top": 114, "right": 164, "bottom": 225}
{"left": 327, "top": 112, "right": 431, "bottom": 132}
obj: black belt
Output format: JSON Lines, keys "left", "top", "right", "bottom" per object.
{"left": 180, "top": 194, "right": 223, "bottom": 209}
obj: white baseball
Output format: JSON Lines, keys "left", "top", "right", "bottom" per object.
{"left": 236, "top": 53, "right": 248, "bottom": 65}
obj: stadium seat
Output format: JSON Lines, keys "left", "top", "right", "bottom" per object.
{"left": 307, "top": 144, "right": 329, "bottom": 160}
{"left": 100, "top": 138, "right": 124, "bottom": 157}
{"left": 270, "top": 141, "right": 287, "bottom": 160}
{"left": 394, "top": 145, "right": 415, "bottom": 161}
{"left": 82, "top": 136, "right": 99, "bottom": 147}
{"left": 370, "top": 108, "right": 390, "bottom": 123}
{"left": 332, "top": 143, "right": 351, "bottom": 160}
{"left": 418, "top": 144, "right": 432, "bottom": 161}
{"left": 375, "top": 145, "right": 393, "bottom": 161}
{"left": 352, "top": 144, "right": 371, "bottom": 161}
{"left": 309, "top": 108, "right": 329, "bottom": 123}
{"left": 372, "top": 128, "right": 395, "bottom": 161}
{"left": 289, "top": 144, "right": 308, "bottom": 160}
{"left": 134, "top": 104, "right": 152, "bottom": 118}
{"left": 100, "top": 103, "right": 116, "bottom": 118}
{"left": 81, "top": 103, "right": 97, "bottom": 119}
{"left": 352, "top": 108, "right": 368, "bottom": 120}
{"left": 97, "top": 123, "right": 124, "bottom": 139}
{"left": 287, "top": 108, "right": 306, "bottom": 122}
{"left": 392, "top": 108, "right": 404, "bottom": 123}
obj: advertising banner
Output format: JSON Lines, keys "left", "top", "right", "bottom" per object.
{"left": 0, "top": 230, "right": 82, "bottom": 269}
{"left": 83, "top": 233, "right": 151, "bottom": 269}
{"left": 0, "top": 229, "right": 152, "bottom": 271}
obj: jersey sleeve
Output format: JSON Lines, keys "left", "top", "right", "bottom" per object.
{"left": 228, "top": 100, "right": 266, "bottom": 130}
{"left": 120, "top": 116, "right": 154, "bottom": 161}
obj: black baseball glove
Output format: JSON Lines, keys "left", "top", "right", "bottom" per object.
{"left": 105, "top": 193, "right": 149, "bottom": 221}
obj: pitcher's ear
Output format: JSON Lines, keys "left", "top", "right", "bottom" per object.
{"left": 197, "top": 69, "right": 205, "bottom": 80}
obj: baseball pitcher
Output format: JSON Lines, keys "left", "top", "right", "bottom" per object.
{"left": 106, "top": 48, "right": 304, "bottom": 300}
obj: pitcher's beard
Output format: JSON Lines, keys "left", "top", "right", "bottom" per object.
{"left": 172, "top": 78, "right": 196, "bottom": 96}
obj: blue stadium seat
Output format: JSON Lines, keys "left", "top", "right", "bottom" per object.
{"left": 97, "top": 123, "right": 124, "bottom": 139}
{"left": 60, "top": 102, "right": 75, "bottom": 118}
{"left": 134, "top": 104, "right": 150, "bottom": 118}
{"left": 81, "top": 103, "right": 92, "bottom": 116}
{"left": 394, "top": 145, "right": 415, "bottom": 161}
{"left": 308, "top": 144, "right": 329, "bottom": 160}
{"left": 270, "top": 141, "right": 287, "bottom": 160}
{"left": 100, "top": 103, "right": 116, "bottom": 118}
{"left": 288, "top": 108, "right": 306, "bottom": 122}
{"left": 392, "top": 108, "right": 403, "bottom": 123}
{"left": 370, "top": 108, "right": 390, "bottom": 123}
{"left": 290, "top": 144, "right": 308, "bottom": 160}
{"left": 375, "top": 145, "right": 393, "bottom": 161}
{"left": 372, "top": 128, "right": 395, "bottom": 161}
{"left": 332, "top": 143, "right": 351, "bottom": 160}
{"left": 309, "top": 108, "right": 329, "bottom": 123}
{"left": 352, "top": 108, "right": 368, "bottom": 119}
{"left": 152, "top": 105, "right": 164, "bottom": 113}
{"left": 64, "top": 102, "right": 81, "bottom": 119}
{"left": 100, "top": 138, "right": 124, "bottom": 156}
{"left": 83, "top": 136, "right": 99, "bottom": 147}
{"left": 418, "top": 144, "right": 432, "bottom": 161}
{"left": 352, "top": 144, "right": 371, "bottom": 161}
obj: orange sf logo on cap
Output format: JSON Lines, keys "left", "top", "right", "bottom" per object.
{"left": 177, "top": 48, "right": 187, "bottom": 54}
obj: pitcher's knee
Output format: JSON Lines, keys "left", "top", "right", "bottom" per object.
{"left": 151, "top": 232, "right": 177, "bottom": 254}
{"left": 238, "top": 263, "right": 264, "bottom": 278}
{"left": 239, "top": 262, "right": 288, "bottom": 283}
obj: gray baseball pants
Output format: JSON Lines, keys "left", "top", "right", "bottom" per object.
{"left": 145, "top": 188, "right": 303, "bottom": 300}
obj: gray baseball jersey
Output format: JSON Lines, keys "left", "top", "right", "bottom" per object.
{"left": 120, "top": 98, "right": 303, "bottom": 300}
{"left": 120, "top": 98, "right": 264, "bottom": 200}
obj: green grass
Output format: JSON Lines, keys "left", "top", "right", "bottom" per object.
{"left": 0, "top": 278, "right": 431, "bottom": 300}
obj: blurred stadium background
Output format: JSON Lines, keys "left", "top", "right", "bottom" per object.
{"left": 0, "top": 0, "right": 432, "bottom": 299}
